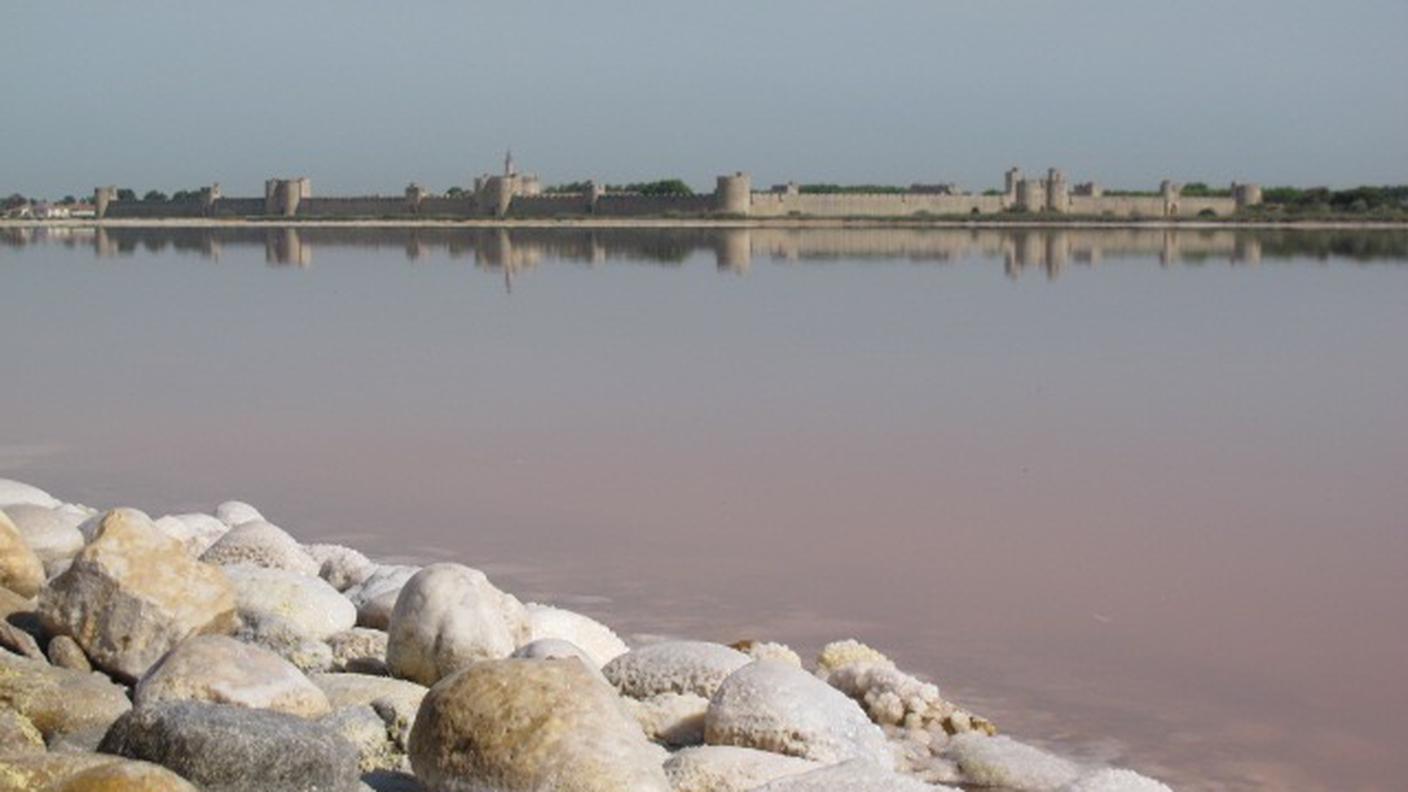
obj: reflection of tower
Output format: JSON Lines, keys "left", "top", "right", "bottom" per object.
{"left": 94, "top": 227, "right": 116, "bottom": 258}
{"left": 1233, "top": 234, "right": 1262, "bottom": 266}
{"left": 1044, "top": 231, "right": 1068, "bottom": 279}
{"left": 715, "top": 229, "right": 752, "bottom": 273}
{"left": 1160, "top": 230, "right": 1179, "bottom": 266}
{"left": 265, "top": 228, "right": 310, "bottom": 267}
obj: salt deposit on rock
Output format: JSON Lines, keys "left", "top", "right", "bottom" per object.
{"left": 815, "top": 638, "right": 894, "bottom": 675}
{"left": 732, "top": 639, "right": 803, "bottom": 667}
{"left": 622, "top": 691, "right": 710, "bottom": 746}
{"left": 704, "top": 660, "right": 893, "bottom": 767}
{"left": 319, "top": 704, "right": 407, "bottom": 774}
{"left": 214, "top": 499, "right": 263, "bottom": 527}
{"left": 346, "top": 563, "right": 420, "bottom": 629}
{"left": 0, "top": 478, "right": 60, "bottom": 509}
{"left": 135, "top": 634, "right": 332, "bottom": 717}
{"left": 946, "top": 733, "right": 1083, "bottom": 790}
{"left": 306, "top": 542, "right": 376, "bottom": 591}
{"left": 1060, "top": 768, "right": 1173, "bottom": 792}
{"left": 385, "top": 562, "right": 527, "bottom": 686}
{"left": 327, "top": 626, "right": 390, "bottom": 673}
{"left": 511, "top": 637, "right": 609, "bottom": 683}
{"left": 663, "top": 745, "right": 822, "bottom": 792}
{"left": 604, "top": 640, "right": 751, "bottom": 699}
{"left": 223, "top": 562, "right": 357, "bottom": 641}
{"left": 748, "top": 758, "right": 958, "bottom": 792}
{"left": 233, "top": 612, "right": 335, "bottom": 672}
{"left": 408, "top": 657, "right": 670, "bottom": 792}
{"left": 2, "top": 503, "right": 85, "bottom": 570}
{"left": 201, "top": 519, "right": 320, "bottom": 575}
{"left": 522, "top": 602, "right": 629, "bottom": 667}
{"left": 311, "top": 672, "right": 427, "bottom": 751}
{"left": 0, "top": 510, "right": 44, "bottom": 596}
{"left": 153, "top": 512, "right": 229, "bottom": 556}
{"left": 37, "top": 508, "right": 238, "bottom": 681}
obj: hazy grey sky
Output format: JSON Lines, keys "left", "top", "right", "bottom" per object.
{"left": 5, "top": 0, "right": 1407, "bottom": 197}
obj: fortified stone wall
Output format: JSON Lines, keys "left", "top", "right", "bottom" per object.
{"left": 104, "top": 200, "right": 208, "bottom": 219}
{"left": 509, "top": 194, "right": 592, "bottom": 218}
{"left": 592, "top": 194, "right": 717, "bottom": 216}
{"left": 212, "top": 198, "right": 266, "bottom": 217}
{"left": 748, "top": 193, "right": 1007, "bottom": 218}
{"left": 417, "top": 196, "right": 481, "bottom": 217}
{"left": 297, "top": 197, "right": 408, "bottom": 218}
{"left": 1067, "top": 195, "right": 1238, "bottom": 217}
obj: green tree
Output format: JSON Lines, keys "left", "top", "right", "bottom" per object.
{"left": 116, "top": 188, "right": 136, "bottom": 201}
{"left": 445, "top": 186, "right": 465, "bottom": 197}
{"left": 142, "top": 190, "right": 168, "bottom": 202}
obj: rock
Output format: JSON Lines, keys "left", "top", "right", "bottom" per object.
{"left": 45, "top": 634, "right": 92, "bottom": 671}
{"left": 510, "top": 637, "right": 604, "bottom": 678}
{"left": 135, "top": 634, "right": 332, "bottom": 718}
{"left": 345, "top": 565, "right": 419, "bottom": 629}
{"left": 408, "top": 658, "right": 670, "bottom": 792}
{"left": 159, "top": 512, "right": 230, "bottom": 555}
{"left": 224, "top": 563, "right": 357, "bottom": 641}
{"left": 0, "top": 651, "right": 130, "bottom": 741}
{"left": 0, "top": 754, "right": 118, "bottom": 791}
{"left": 214, "top": 500, "right": 264, "bottom": 527}
{"left": 704, "top": 661, "right": 892, "bottom": 767}
{"left": 37, "top": 508, "right": 238, "bottom": 682}
{"left": 201, "top": 520, "right": 319, "bottom": 575}
{"left": 622, "top": 691, "right": 709, "bottom": 746}
{"left": 748, "top": 759, "right": 956, "bottom": 792}
{"left": 521, "top": 603, "right": 628, "bottom": 668}
{"left": 99, "top": 700, "right": 362, "bottom": 792}
{"left": 0, "top": 511, "right": 44, "bottom": 597}
{"left": 320, "top": 704, "right": 407, "bottom": 774}
{"left": 361, "top": 770, "right": 426, "bottom": 792}
{"left": 815, "top": 639, "right": 893, "bottom": 676}
{"left": 46, "top": 724, "right": 110, "bottom": 753}
{"left": 1060, "top": 768, "right": 1173, "bottom": 792}
{"left": 663, "top": 746, "right": 822, "bottom": 792}
{"left": 0, "top": 709, "right": 44, "bottom": 756}
{"left": 234, "top": 612, "right": 336, "bottom": 672}
{"left": 385, "top": 563, "right": 526, "bottom": 686}
{"left": 0, "top": 619, "right": 43, "bottom": 660}
{"left": 604, "top": 640, "right": 751, "bottom": 700}
{"left": 306, "top": 543, "right": 376, "bottom": 591}
{"left": 732, "top": 639, "right": 803, "bottom": 667}
{"left": 311, "top": 673, "right": 427, "bottom": 751}
{"left": 2, "top": 503, "right": 85, "bottom": 570}
{"left": 76, "top": 507, "right": 152, "bottom": 544}
{"left": 0, "top": 479, "right": 60, "bottom": 509}
{"left": 945, "top": 733, "right": 1081, "bottom": 791}
{"left": 48, "top": 758, "right": 203, "bottom": 792}
{"left": 328, "top": 627, "right": 389, "bottom": 673}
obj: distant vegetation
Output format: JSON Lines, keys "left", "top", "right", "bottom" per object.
{"left": 116, "top": 188, "right": 136, "bottom": 201}
{"left": 799, "top": 184, "right": 909, "bottom": 194}
{"left": 1181, "top": 183, "right": 1232, "bottom": 197}
{"left": 545, "top": 179, "right": 694, "bottom": 196}
{"left": 545, "top": 181, "right": 592, "bottom": 194}
{"left": 142, "top": 190, "right": 168, "bottom": 202}
{"left": 1255, "top": 185, "right": 1408, "bottom": 216}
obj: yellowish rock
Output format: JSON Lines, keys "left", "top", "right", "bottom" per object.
{"left": 0, "top": 512, "right": 43, "bottom": 598}
{"left": 0, "top": 651, "right": 131, "bottom": 741}
{"left": 135, "top": 634, "right": 331, "bottom": 718}
{"left": 49, "top": 759, "right": 201, "bottom": 792}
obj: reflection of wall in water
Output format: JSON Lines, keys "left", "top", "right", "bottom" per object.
{"left": 265, "top": 228, "right": 311, "bottom": 267}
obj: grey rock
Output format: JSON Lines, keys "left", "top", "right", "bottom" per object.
{"left": 46, "top": 634, "right": 93, "bottom": 671}
{"left": 345, "top": 565, "right": 419, "bottom": 629}
{"left": 604, "top": 640, "right": 751, "bottom": 700}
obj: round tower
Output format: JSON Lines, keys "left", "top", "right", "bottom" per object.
{"left": 1233, "top": 182, "right": 1263, "bottom": 210}
{"left": 1045, "top": 168, "right": 1069, "bottom": 213}
{"left": 715, "top": 172, "right": 751, "bottom": 216}
{"left": 1004, "top": 167, "right": 1023, "bottom": 197}
{"left": 405, "top": 183, "right": 427, "bottom": 214}
{"left": 1161, "top": 180, "right": 1181, "bottom": 218}
{"left": 93, "top": 186, "right": 117, "bottom": 219}
{"left": 1015, "top": 179, "right": 1043, "bottom": 212}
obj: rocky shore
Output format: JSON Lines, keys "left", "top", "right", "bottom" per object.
{"left": 0, "top": 478, "right": 1170, "bottom": 791}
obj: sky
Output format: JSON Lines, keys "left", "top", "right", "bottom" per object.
{"left": 4, "top": 0, "right": 1408, "bottom": 198}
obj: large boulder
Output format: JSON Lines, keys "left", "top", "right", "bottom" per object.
{"left": 604, "top": 640, "right": 751, "bottom": 700}
{"left": 663, "top": 746, "right": 822, "bottom": 792}
{"left": 0, "top": 651, "right": 131, "bottom": 741}
{"left": 37, "top": 508, "right": 238, "bottom": 682}
{"left": 704, "top": 661, "right": 892, "bottom": 767}
{"left": 0, "top": 709, "right": 44, "bottom": 756}
{"left": 0, "top": 754, "right": 117, "bottom": 791}
{"left": 201, "top": 520, "right": 319, "bottom": 575}
{"left": 2, "top": 503, "right": 85, "bottom": 571}
{"left": 749, "top": 759, "right": 957, "bottom": 792}
{"left": 521, "top": 603, "right": 628, "bottom": 667}
{"left": 223, "top": 563, "right": 356, "bottom": 641}
{"left": 154, "top": 513, "right": 229, "bottom": 556}
{"left": 214, "top": 500, "right": 263, "bottom": 527}
{"left": 135, "top": 634, "right": 331, "bottom": 717}
{"left": 0, "top": 478, "right": 60, "bottom": 509}
{"left": 408, "top": 657, "right": 670, "bottom": 792}
{"left": 99, "top": 700, "right": 362, "bottom": 792}
{"left": 0, "top": 510, "right": 44, "bottom": 596}
{"left": 345, "top": 564, "right": 420, "bottom": 629}
{"left": 385, "top": 563, "right": 526, "bottom": 686}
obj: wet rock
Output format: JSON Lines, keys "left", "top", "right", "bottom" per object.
{"left": 749, "top": 759, "right": 956, "bottom": 792}
{"left": 345, "top": 564, "right": 419, "bottom": 629}
{"left": 385, "top": 563, "right": 526, "bottom": 686}
{"left": 306, "top": 543, "right": 376, "bottom": 591}
{"left": 0, "top": 709, "right": 44, "bottom": 756}
{"left": 408, "top": 658, "right": 669, "bottom": 792}
{"left": 37, "top": 508, "right": 238, "bottom": 682}
{"left": 522, "top": 603, "right": 628, "bottom": 667}
{"left": 214, "top": 500, "right": 263, "bottom": 528}
{"left": 46, "top": 634, "right": 92, "bottom": 671}
{"left": 135, "top": 634, "right": 332, "bottom": 717}
{"left": 604, "top": 640, "right": 751, "bottom": 700}
{"left": 2, "top": 503, "right": 85, "bottom": 571}
{"left": 201, "top": 520, "right": 320, "bottom": 575}
{"left": 224, "top": 563, "right": 357, "bottom": 641}
{"left": 704, "top": 661, "right": 892, "bottom": 767}
{"left": 311, "top": 672, "right": 427, "bottom": 751}
{"left": 622, "top": 691, "right": 709, "bottom": 746}
{"left": 99, "top": 700, "right": 362, "bottom": 792}
{"left": 0, "top": 479, "right": 61, "bottom": 509}
{"left": 663, "top": 745, "right": 822, "bottom": 792}
{"left": 329, "top": 627, "right": 389, "bottom": 673}
{"left": 0, "top": 651, "right": 130, "bottom": 741}
{"left": 945, "top": 733, "right": 1081, "bottom": 790}
{"left": 0, "top": 510, "right": 44, "bottom": 597}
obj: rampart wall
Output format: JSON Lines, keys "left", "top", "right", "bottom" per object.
{"left": 509, "top": 194, "right": 591, "bottom": 218}
{"left": 297, "top": 197, "right": 409, "bottom": 218}
{"left": 748, "top": 192, "right": 1007, "bottom": 218}
{"left": 105, "top": 200, "right": 208, "bottom": 219}
{"left": 592, "top": 194, "right": 717, "bottom": 217}
{"left": 417, "top": 196, "right": 482, "bottom": 217}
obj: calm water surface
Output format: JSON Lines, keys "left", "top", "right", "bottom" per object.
{"left": 3, "top": 226, "right": 1406, "bottom": 790}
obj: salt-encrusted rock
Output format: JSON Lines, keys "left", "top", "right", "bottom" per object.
{"left": 0, "top": 479, "right": 60, "bottom": 509}
{"left": 135, "top": 634, "right": 332, "bottom": 717}
{"left": 0, "top": 619, "right": 43, "bottom": 660}
{"left": 815, "top": 638, "right": 893, "bottom": 675}
{"left": 604, "top": 640, "right": 751, "bottom": 699}
{"left": 0, "top": 651, "right": 130, "bottom": 740}
{"left": 320, "top": 704, "right": 407, "bottom": 773}
{"left": 46, "top": 758, "right": 203, "bottom": 792}
{"left": 163, "top": 512, "right": 230, "bottom": 555}
{"left": 234, "top": 612, "right": 335, "bottom": 672}
{"left": 749, "top": 759, "right": 957, "bottom": 792}
{"left": 510, "top": 637, "right": 608, "bottom": 684}
{"left": 346, "top": 564, "right": 420, "bottom": 629}
{"left": 732, "top": 639, "right": 803, "bottom": 667}
{"left": 522, "top": 603, "right": 628, "bottom": 667}
{"left": 37, "top": 508, "right": 238, "bottom": 682}
{"left": 76, "top": 507, "right": 153, "bottom": 543}
{"left": 214, "top": 499, "right": 263, "bottom": 527}
{"left": 99, "top": 700, "right": 362, "bottom": 792}
{"left": 0, "top": 710, "right": 44, "bottom": 756}
{"left": 408, "top": 657, "right": 670, "bottom": 792}
{"left": 1061, "top": 768, "right": 1172, "bottom": 792}
{"left": 224, "top": 562, "right": 357, "bottom": 641}
{"left": 328, "top": 627, "right": 389, "bottom": 673}
{"left": 311, "top": 672, "right": 427, "bottom": 751}
{"left": 704, "top": 661, "right": 892, "bottom": 767}
{"left": 946, "top": 733, "right": 1082, "bottom": 790}
{"left": 622, "top": 691, "right": 710, "bottom": 746}
{"left": 201, "top": 520, "right": 320, "bottom": 575}
{"left": 306, "top": 543, "right": 376, "bottom": 591}
{"left": 385, "top": 563, "right": 527, "bottom": 686}
{"left": 0, "top": 511, "right": 44, "bottom": 597}
{"left": 2, "top": 503, "right": 85, "bottom": 570}
{"left": 663, "top": 745, "right": 822, "bottom": 792}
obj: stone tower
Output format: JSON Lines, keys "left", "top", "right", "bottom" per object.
{"left": 1045, "top": 168, "right": 1069, "bottom": 213}
{"left": 1004, "top": 167, "right": 1023, "bottom": 198}
{"left": 715, "top": 172, "right": 751, "bottom": 216}
{"left": 1160, "top": 180, "right": 1181, "bottom": 218}
{"left": 1233, "top": 182, "right": 1263, "bottom": 211}
{"left": 405, "top": 183, "right": 427, "bottom": 214}
{"left": 93, "top": 186, "right": 117, "bottom": 219}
